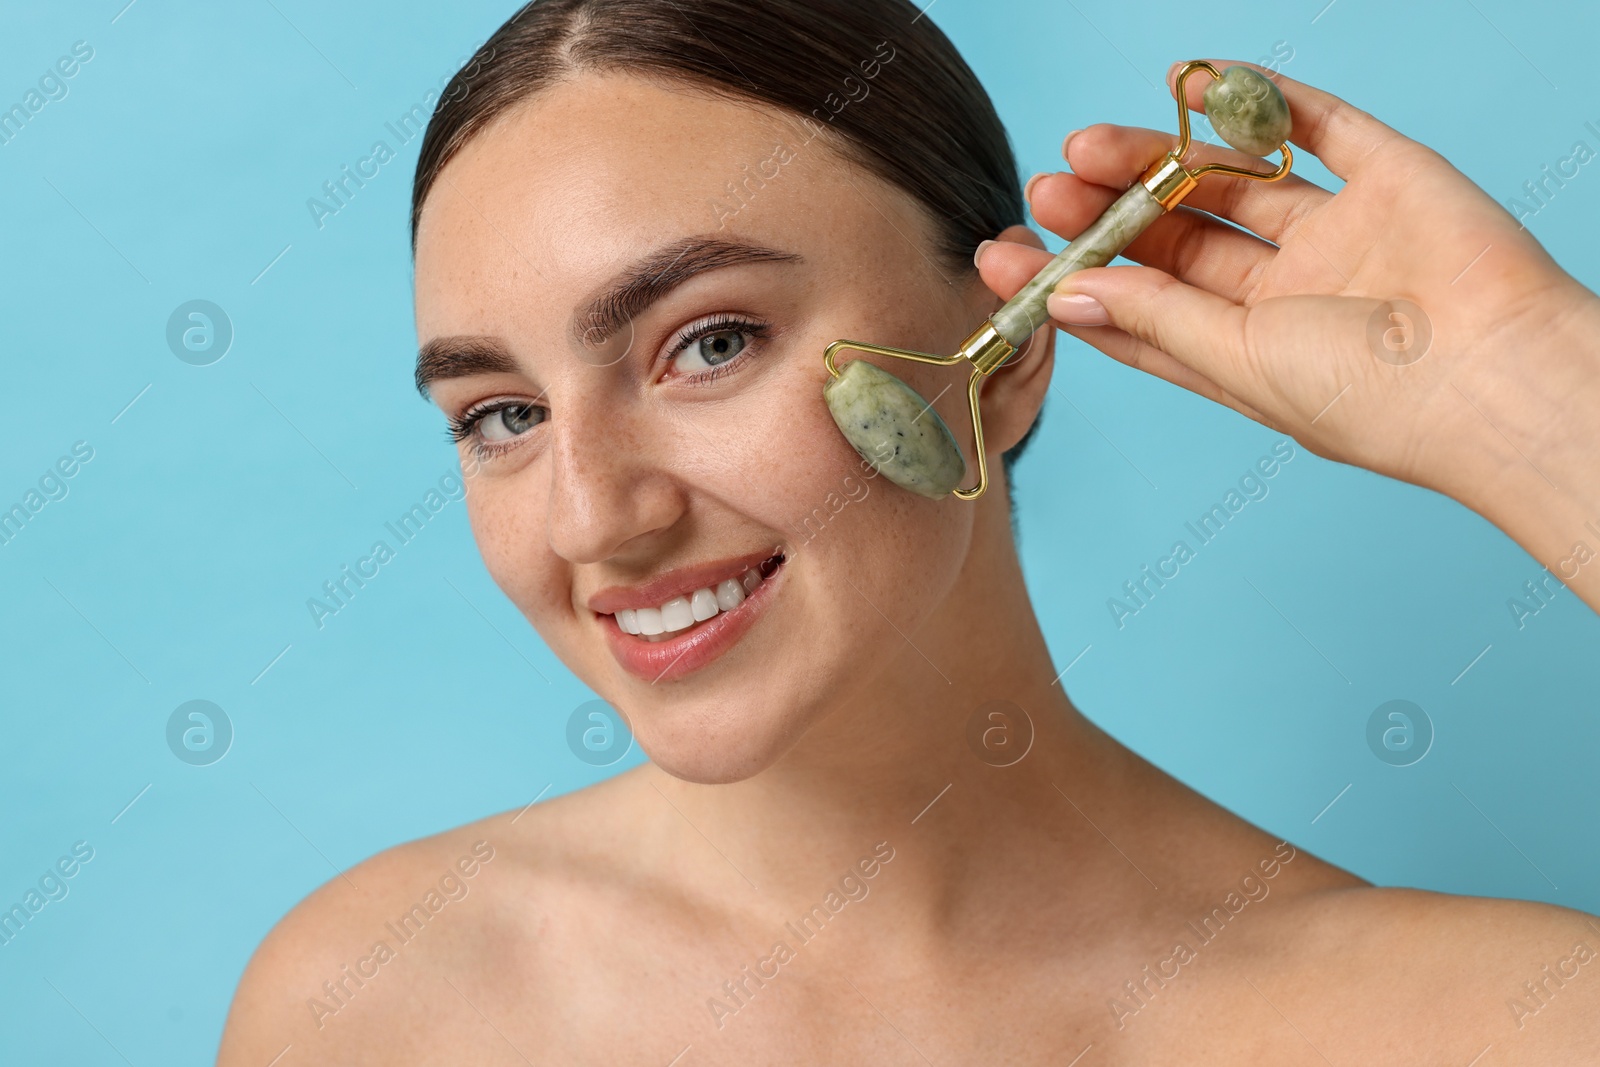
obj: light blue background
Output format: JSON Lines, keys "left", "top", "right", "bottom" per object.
{"left": 2, "top": 0, "right": 1596, "bottom": 1061}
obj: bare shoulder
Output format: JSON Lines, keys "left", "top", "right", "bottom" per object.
{"left": 216, "top": 774, "right": 645, "bottom": 1067}
{"left": 215, "top": 818, "right": 506, "bottom": 1066}
{"left": 1235, "top": 882, "right": 1600, "bottom": 1063}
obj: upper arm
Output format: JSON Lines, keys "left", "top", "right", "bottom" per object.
{"left": 1481, "top": 899, "right": 1600, "bottom": 1063}
{"left": 215, "top": 874, "right": 356, "bottom": 1066}
{"left": 215, "top": 828, "right": 513, "bottom": 1066}
{"left": 1266, "top": 887, "right": 1600, "bottom": 1064}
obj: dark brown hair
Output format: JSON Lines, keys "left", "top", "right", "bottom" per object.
{"left": 410, "top": 0, "right": 1040, "bottom": 477}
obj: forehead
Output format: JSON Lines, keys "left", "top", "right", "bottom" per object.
{"left": 411, "top": 72, "right": 924, "bottom": 335}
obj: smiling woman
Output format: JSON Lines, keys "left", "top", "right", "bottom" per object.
{"left": 215, "top": 0, "right": 1600, "bottom": 1063}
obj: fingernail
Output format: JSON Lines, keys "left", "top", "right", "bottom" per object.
{"left": 1060, "top": 129, "right": 1082, "bottom": 163}
{"left": 1023, "top": 172, "right": 1048, "bottom": 202}
{"left": 973, "top": 239, "right": 994, "bottom": 268}
{"left": 1048, "top": 291, "right": 1108, "bottom": 326}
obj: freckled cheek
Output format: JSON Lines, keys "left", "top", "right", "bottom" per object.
{"left": 675, "top": 374, "right": 842, "bottom": 522}
{"left": 819, "top": 436, "right": 972, "bottom": 616}
{"left": 463, "top": 482, "right": 569, "bottom": 622}
{"left": 765, "top": 362, "right": 935, "bottom": 539}
{"left": 769, "top": 405, "right": 842, "bottom": 508}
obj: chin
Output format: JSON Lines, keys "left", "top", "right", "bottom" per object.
{"left": 628, "top": 693, "right": 821, "bottom": 785}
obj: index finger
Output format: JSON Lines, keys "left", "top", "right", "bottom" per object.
{"left": 1168, "top": 58, "right": 1403, "bottom": 181}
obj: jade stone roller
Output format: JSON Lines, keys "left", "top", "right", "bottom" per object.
{"left": 822, "top": 60, "right": 1295, "bottom": 500}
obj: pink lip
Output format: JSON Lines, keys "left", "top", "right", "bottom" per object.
{"left": 587, "top": 548, "right": 779, "bottom": 616}
{"left": 601, "top": 556, "right": 785, "bottom": 683}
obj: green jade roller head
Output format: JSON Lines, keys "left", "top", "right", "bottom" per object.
{"left": 822, "top": 60, "right": 1295, "bottom": 500}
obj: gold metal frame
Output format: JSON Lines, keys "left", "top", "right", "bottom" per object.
{"left": 824, "top": 322, "right": 1014, "bottom": 500}
{"left": 1142, "top": 60, "right": 1293, "bottom": 208}
{"left": 824, "top": 60, "right": 1293, "bottom": 500}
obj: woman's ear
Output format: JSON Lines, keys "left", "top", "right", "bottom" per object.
{"left": 972, "top": 224, "right": 1056, "bottom": 458}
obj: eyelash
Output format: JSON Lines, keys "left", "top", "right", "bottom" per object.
{"left": 443, "top": 314, "right": 770, "bottom": 457}
{"left": 667, "top": 314, "right": 769, "bottom": 386}
{"left": 443, "top": 395, "right": 545, "bottom": 462}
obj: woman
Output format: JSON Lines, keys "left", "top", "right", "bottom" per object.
{"left": 219, "top": 0, "right": 1600, "bottom": 1062}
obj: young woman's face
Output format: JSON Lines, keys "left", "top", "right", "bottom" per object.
{"left": 413, "top": 73, "right": 1004, "bottom": 783}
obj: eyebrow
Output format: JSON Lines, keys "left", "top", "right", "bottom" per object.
{"left": 414, "top": 236, "right": 801, "bottom": 397}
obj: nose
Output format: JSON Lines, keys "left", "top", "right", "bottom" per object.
{"left": 543, "top": 399, "right": 685, "bottom": 565}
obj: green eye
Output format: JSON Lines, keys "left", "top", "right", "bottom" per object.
{"left": 662, "top": 315, "right": 769, "bottom": 382}
{"left": 452, "top": 402, "right": 543, "bottom": 447}
{"left": 481, "top": 403, "right": 541, "bottom": 441}
{"left": 676, "top": 329, "right": 747, "bottom": 372}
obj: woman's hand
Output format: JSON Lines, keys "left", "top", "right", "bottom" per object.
{"left": 977, "top": 59, "right": 1600, "bottom": 614}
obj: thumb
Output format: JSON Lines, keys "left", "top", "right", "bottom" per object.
{"left": 1047, "top": 265, "right": 1249, "bottom": 384}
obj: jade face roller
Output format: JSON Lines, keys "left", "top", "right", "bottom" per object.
{"left": 822, "top": 60, "right": 1295, "bottom": 499}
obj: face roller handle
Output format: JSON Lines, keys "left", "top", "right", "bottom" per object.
{"left": 989, "top": 184, "right": 1166, "bottom": 347}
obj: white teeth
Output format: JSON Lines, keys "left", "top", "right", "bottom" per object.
{"left": 611, "top": 559, "right": 779, "bottom": 640}
{"left": 660, "top": 596, "right": 695, "bottom": 632}
{"left": 715, "top": 579, "right": 745, "bottom": 611}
